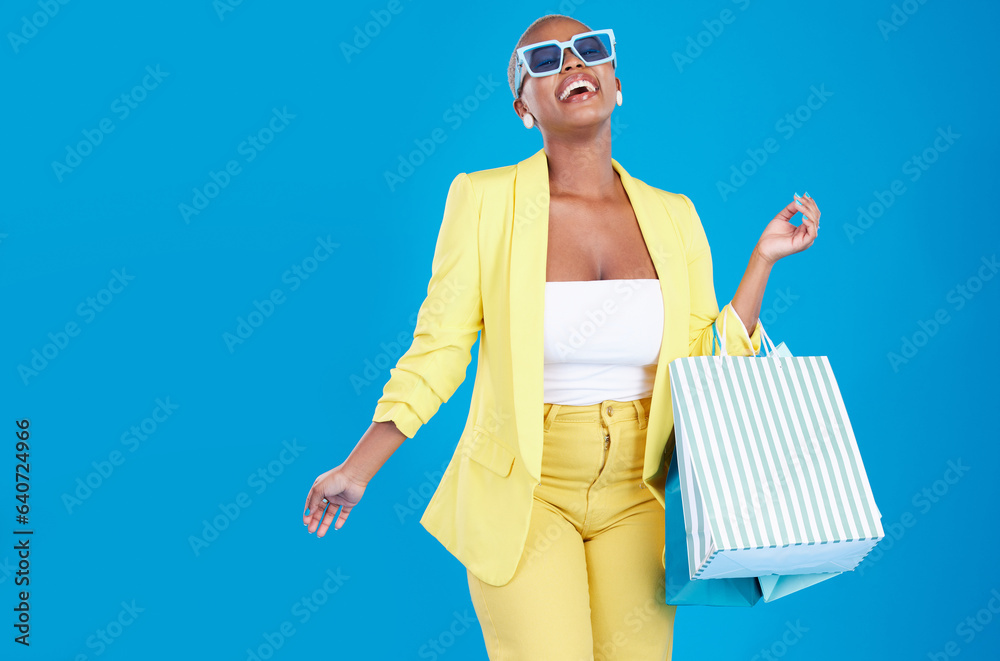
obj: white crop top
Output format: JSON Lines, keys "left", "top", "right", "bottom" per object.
{"left": 543, "top": 278, "right": 664, "bottom": 405}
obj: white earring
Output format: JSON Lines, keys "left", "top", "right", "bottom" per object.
{"left": 522, "top": 112, "right": 534, "bottom": 129}
{"left": 616, "top": 90, "right": 623, "bottom": 106}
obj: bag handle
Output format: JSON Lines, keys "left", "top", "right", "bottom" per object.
{"left": 757, "top": 322, "right": 778, "bottom": 357}
{"left": 713, "top": 304, "right": 778, "bottom": 361}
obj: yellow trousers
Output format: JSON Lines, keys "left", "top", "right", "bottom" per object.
{"left": 467, "top": 396, "right": 676, "bottom": 660}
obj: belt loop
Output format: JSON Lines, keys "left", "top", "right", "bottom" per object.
{"left": 543, "top": 403, "right": 561, "bottom": 432}
{"left": 633, "top": 398, "right": 647, "bottom": 430}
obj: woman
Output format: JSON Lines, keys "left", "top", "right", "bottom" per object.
{"left": 302, "top": 13, "right": 820, "bottom": 660}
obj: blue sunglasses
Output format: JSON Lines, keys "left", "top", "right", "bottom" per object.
{"left": 514, "top": 28, "right": 617, "bottom": 100}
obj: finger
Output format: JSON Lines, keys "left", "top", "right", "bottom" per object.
{"left": 303, "top": 490, "right": 317, "bottom": 527}
{"left": 776, "top": 200, "right": 800, "bottom": 222}
{"left": 304, "top": 488, "right": 331, "bottom": 533}
{"left": 303, "top": 487, "right": 317, "bottom": 519}
{"left": 793, "top": 194, "right": 815, "bottom": 221}
{"left": 800, "top": 193, "right": 820, "bottom": 220}
{"left": 329, "top": 504, "right": 353, "bottom": 534}
{"left": 798, "top": 200, "right": 819, "bottom": 228}
{"left": 308, "top": 499, "right": 332, "bottom": 534}
{"left": 795, "top": 211, "right": 816, "bottom": 240}
{"left": 315, "top": 502, "right": 343, "bottom": 538}
{"left": 303, "top": 487, "right": 324, "bottom": 525}
{"left": 803, "top": 200, "right": 819, "bottom": 222}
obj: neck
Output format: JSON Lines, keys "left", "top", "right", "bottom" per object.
{"left": 542, "top": 127, "right": 616, "bottom": 200}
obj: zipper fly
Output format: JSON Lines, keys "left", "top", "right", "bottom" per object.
{"left": 599, "top": 428, "right": 610, "bottom": 471}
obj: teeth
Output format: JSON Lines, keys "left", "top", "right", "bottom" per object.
{"left": 559, "top": 79, "right": 597, "bottom": 100}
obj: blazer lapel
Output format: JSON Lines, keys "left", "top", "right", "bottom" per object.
{"left": 509, "top": 147, "right": 688, "bottom": 491}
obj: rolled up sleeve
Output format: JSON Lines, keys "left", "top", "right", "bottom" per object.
{"left": 371, "top": 172, "right": 484, "bottom": 438}
{"left": 683, "top": 193, "right": 762, "bottom": 358}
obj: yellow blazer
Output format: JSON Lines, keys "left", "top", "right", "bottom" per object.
{"left": 373, "top": 147, "right": 763, "bottom": 587}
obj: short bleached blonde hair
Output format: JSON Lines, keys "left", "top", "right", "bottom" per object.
{"left": 507, "top": 14, "right": 592, "bottom": 98}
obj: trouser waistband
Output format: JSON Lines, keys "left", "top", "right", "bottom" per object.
{"left": 543, "top": 397, "right": 650, "bottom": 432}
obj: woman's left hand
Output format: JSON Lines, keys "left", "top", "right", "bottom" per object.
{"left": 755, "top": 193, "right": 821, "bottom": 265}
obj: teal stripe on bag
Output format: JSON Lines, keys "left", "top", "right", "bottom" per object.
{"left": 784, "top": 359, "right": 842, "bottom": 544}
{"left": 697, "top": 358, "right": 755, "bottom": 550}
{"left": 807, "top": 357, "right": 881, "bottom": 540}
{"left": 794, "top": 356, "right": 856, "bottom": 543}
{"left": 761, "top": 357, "right": 826, "bottom": 545}
{"left": 682, "top": 359, "right": 739, "bottom": 552}
{"left": 765, "top": 356, "right": 837, "bottom": 544}
{"left": 805, "top": 355, "right": 867, "bottom": 541}
{"left": 737, "top": 357, "right": 796, "bottom": 547}
{"left": 799, "top": 356, "right": 866, "bottom": 542}
{"left": 746, "top": 356, "right": 814, "bottom": 545}
{"left": 726, "top": 357, "right": 786, "bottom": 548}
{"left": 713, "top": 358, "right": 772, "bottom": 549}
{"left": 798, "top": 357, "right": 849, "bottom": 542}
{"left": 668, "top": 344, "right": 882, "bottom": 580}
{"left": 669, "top": 364, "right": 707, "bottom": 575}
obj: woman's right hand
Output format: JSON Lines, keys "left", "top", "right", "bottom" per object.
{"left": 302, "top": 464, "right": 367, "bottom": 537}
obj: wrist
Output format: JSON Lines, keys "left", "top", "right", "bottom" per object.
{"left": 342, "top": 461, "right": 372, "bottom": 488}
{"left": 752, "top": 243, "right": 776, "bottom": 268}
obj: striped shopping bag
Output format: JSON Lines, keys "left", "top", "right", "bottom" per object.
{"left": 667, "top": 315, "right": 884, "bottom": 584}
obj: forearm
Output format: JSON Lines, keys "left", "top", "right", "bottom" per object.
{"left": 343, "top": 420, "right": 408, "bottom": 486}
{"left": 730, "top": 243, "right": 774, "bottom": 338}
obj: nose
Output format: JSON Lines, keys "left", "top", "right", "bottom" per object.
{"left": 562, "top": 46, "right": 584, "bottom": 71}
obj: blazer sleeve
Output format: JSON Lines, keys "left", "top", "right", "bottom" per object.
{"left": 371, "top": 172, "right": 484, "bottom": 439}
{"left": 682, "top": 193, "right": 763, "bottom": 358}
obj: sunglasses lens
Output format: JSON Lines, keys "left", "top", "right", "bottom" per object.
{"left": 525, "top": 45, "right": 562, "bottom": 74}
{"left": 574, "top": 33, "right": 612, "bottom": 63}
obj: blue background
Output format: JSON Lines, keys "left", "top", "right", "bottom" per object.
{"left": 2, "top": 0, "right": 998, "bottom": 658}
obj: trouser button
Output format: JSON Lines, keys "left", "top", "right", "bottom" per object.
{"left": 606, "top": 405, "right": 613, "bottom": 416}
